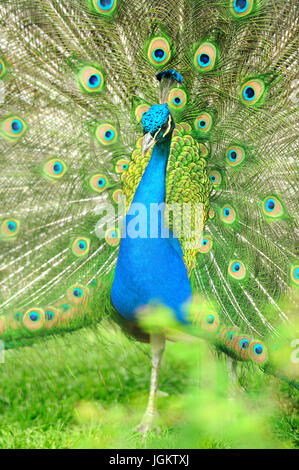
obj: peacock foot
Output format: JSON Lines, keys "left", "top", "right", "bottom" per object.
{"left": 136, "top": 412, "right": 160, "bottom": 436}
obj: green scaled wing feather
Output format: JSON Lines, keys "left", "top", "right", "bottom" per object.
{"left": 165, "top": 123, "right": 212, "bottom": 274}
{"left": 0, "top": 0, "right": 297, "bottom": 358}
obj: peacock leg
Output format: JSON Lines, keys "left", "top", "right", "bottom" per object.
{"left": 137, "top": 333, "right": 166, "bottom": 435}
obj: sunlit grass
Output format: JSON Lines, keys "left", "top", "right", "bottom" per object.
{"left": 0, "top": 319, "right": 297, "bottom": 449}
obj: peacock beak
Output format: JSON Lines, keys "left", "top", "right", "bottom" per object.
{"left": 142, "top": 132, "right": 157, "bottom": 156}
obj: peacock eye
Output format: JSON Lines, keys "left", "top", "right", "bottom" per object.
{"left": 262, "top": 196, "right": 284, "bottom": 218}
{"left": 45, "top": 310, "right": 54, "bottom": 321}
{"left": 23, "top": 308, "right": 45, "bottom": 330}
{"left": 254, "top": 344, "right": 263, "bottom": 355}
{"left": 1, "top": 218, "right": 20, "bottom": 238}
{"left": 250, "top": 340, "right": 267, "bottom": 363}
{"left": 228, "top": 260, "right": 246, "bottom": 280}
{"left": 67, "top": 284, "right": 88, "bottom": 304}
{"left": 43, "top": 158, "right": 68, "bottom": 179}
{"left": 14, "top": 312, "right": 23, "bottom": 322}
{"left": 195, "top": 113, "right": 213, "bottom": 133}
{"left": 77, "top": 65, "right": 104, "bottom": 93}
{"left": 135, "top": 104, "right": 150, "bottom": 122}
{"left": 74, "top": 288, "right": 82, "bottom": 297}
{"left": 115, "top": 158, "right": 129, "bottom": 174}
{"left": 0, "top": 58, "right": 7, "bottom": 78}
{"left": 72, "top": 237, "right": 90, "bottom": 257}
{"left": 0, "top": 116, "right": 27, "bottom": 140}
{"left": 199, "top": 236, "right": 213, "bottom": 253}
{"left": 290, "top": 265, "right": 299, "bottom": 286}
{"left": 105, "top": 228, "right": 120, "bottom": 246}
{"left": 147, "top": 37, "right": 171, "bottom": 66}
{"left": 91, "top": 0, "right": 117, "bottom": 15}
{"left": 194, "top": 42, "right": 217, "bottom": 72}
{"left": 221, "top": 204, "right": 236, "bottom": 224}
{"left": 155, "top": 49, "right": 166, "bottom": 61}
{"left": 240, "top": 338, "right": 250, "bottom": 349}
{"left": 226, "top": 146, "right": 245, "bottom": 166}
{"left": 209, "top": 170, "right": 222, "bottom": 187}
{"left": 168, "top": 88, "right": 187, "bottom": 110}
{"left": 240, "top": 79, "right": 265, "bottom": 105}
{"left": 230, "top": 0, "right": 254, "bottom": 17}
{"left": 205, "top": 314, "right": 215, "bottom": 325}
{"left": 95, "top": 123, "right": 118, "bottom": 146}
{"left": 112, "top": 189, "right": 123, "bottom": 204}
{"left": 89, "top": 174, "right": 108, "bottom": 193}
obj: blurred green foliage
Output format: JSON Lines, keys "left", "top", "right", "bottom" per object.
{"left": 0, "top": 318, "right": 297, "bottom": 449}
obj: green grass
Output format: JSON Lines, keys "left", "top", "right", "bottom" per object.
{"left": 0, "top": 319, "right": 297, "bottom": 449}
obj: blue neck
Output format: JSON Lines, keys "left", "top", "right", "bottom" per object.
{"left": 133, "top": 139, "right": 170, "bottom": 207}
{"left": 111, "top": 136, "right": 192, "bottom": 324}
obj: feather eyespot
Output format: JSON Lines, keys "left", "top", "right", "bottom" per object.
{"left": 200, "top": 312, "right": 219, "bottom": 332}
{"left": 147, "top": 37, "right": 171, "bottom": 66}
{"left": 230, "top": 0, "right": 255, "bottom": 17}
{"left": 209, "top": 170, "right": 222, "bottom": 187}
{"left": 115, "top": 158, "right": 129, "bottom": 173}
{"left": 44, "top": 307, "right": 60, "bottom": 328}
{"left": 0, "top": 58, "right": 7, "bottom": 78}
{"left": 218, "top": 327, "right": 239, "bottom": 347}
{"left": 135, "top": 104, "right": 150, "bottom": 122}
{"left": 23, "top": 308, "right": 45, "bottom": 331}
{"left": 1, "top": 218, "right": 20, "bottom": 238}
{"left": 228, "top": 260, "right": 246, "bottom": 280}
{"left": 67, "top": 284, "right": 89, "bottom": 304}
{"left": 194, "top": 42, "right": 217, "bottom": 72}
{"left": 95, "top": 123, "right": 118, "bottom": 145}
{"left": 232, "top": 334, "right": 251, "bottom": 359}
{"left": 113, "top": 189, "right": 124, "bottom": 204}
{"left": 220, "top": 205, "right": 236, "bottom": 224}
{"left": 226, "top": 146, "right": 245, "bottom": 166}
{"left": 56, "top": 301, "right": 76, "bottom": 322}
{"left": 43, "top": 158, "right": 68, "bottom": 179}
{"left": 240, "top": 79, "right": 265, "bottom": 105}
{"left": 91, "top": 0, "right": 117, "bottom": 15}
{"left": 72, "top": 237, "right": 90, "bottom": 257}
{"left": 8, "top": 311, "right": 24, "bottom": 329}
{"left": 105, "top": 228, "right": 120, "bottom": 246}
{"left": 168, "top": 88, "right": 187, "bottom": 110}
{"left": 195, "top": 113, "right": 213, "bottom": 133}
{"left": 77, "top": 65, "right": 104, "bottom": 93}
{"left": 262, "top": 196, "right": 284, "bottom": 218}
{"left": 199, "top": 236, "right": 213, "bottom": 253}
{"left": 290, "top": 265, "right": 299, "bottom": 286}
{"left": 249, "top": 340, "right": 267, "bottom": 363}
{"left": 89, "top": 174, "right": 108, "bottom": 193}
{"left": 0, "top": 116, "right": 27, "bottom": 140}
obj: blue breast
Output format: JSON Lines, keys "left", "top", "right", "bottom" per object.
{"left": 111, "top": 141, "right": 192, "bottom": 324}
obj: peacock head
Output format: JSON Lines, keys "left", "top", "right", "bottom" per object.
{"left": 141, "top": 103, "right": 175, "bottom": 155}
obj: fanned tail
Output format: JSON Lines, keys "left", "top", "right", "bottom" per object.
{"left": 0, "top": 0, "right": 297, "bottom": 383}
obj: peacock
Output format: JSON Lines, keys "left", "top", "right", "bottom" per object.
{"left": 0, "top": 0, "right": 298, "bottom": 434}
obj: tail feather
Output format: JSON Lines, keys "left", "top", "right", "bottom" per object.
{"left": 0, "top": 0, "right": 297, "bottom": 379}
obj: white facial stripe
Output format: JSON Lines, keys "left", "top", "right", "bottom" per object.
{"left": 153, "top": 129, "right": 160, "bottom": 140}
{"left": 163, "top": 115, "right": 172, "bottom": 138}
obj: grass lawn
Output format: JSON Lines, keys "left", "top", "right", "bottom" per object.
{"left": 0, "top": 319, "right": 297, "bottom": 449}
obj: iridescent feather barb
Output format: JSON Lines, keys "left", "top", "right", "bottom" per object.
{"left": 0, "top": 1, "right": 297, "bottom": 370}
